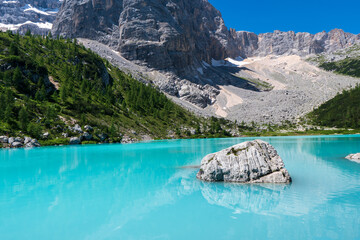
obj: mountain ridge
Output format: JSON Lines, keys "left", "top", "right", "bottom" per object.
{"left": 46, "top": 0, "right": 360, "bottom": 124}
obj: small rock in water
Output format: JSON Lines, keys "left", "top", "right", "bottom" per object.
{"left": 197, "top": 139, "right": 292, "bottom": 183}
{"left": 345, "top": 153, "right": 360, "bottom": 163}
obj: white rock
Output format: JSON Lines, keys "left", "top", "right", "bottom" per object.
{"left": 69, "top": 137, "right": 81, "bottom": 145}
{"left": 14, "top": 137, "right": 23, "bottom": 143}
{"left": 345, "top": 153, "right": 360, "bottom": 163}
{"left": 24, "top": 137, "right": 32, "bottom": 144}
{"left": 73, "top": 124, "right": 83, "bottom": 133}
{"left": 11, "top": 142, "right": 23, "bottom": 148}
{"left": 43, "top": 132, "right": 49, "bottom": 139}
{"left": 0, "top": 136, "right": 8, "bottom": 143}
{"left": 197, "top": 139, "right": 291, "bottom": 183}
{"left": 8, "top": 137, "right": 15, "bottom": 144}
{"left": 84, "top": 125, "right": 93, "bottom": 132}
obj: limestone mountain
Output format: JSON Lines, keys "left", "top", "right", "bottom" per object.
{"left": 235, "top": 29, "right": 360, "bottom": 58}
{"left": 0, "top": 0, "right": 62, "bottom": 35}
{"left": 52, "top": 0, "right": 241, "bottom": 72}
{"left": 51, "top": 0, "right": 360, "bottom": 123}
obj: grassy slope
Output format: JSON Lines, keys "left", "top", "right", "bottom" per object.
{"left": 0, "top": 31, "right": 236, "bottom": 143}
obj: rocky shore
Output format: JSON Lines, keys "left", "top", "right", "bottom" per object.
{"left": 0, "top": 135, "right": 41, "bottom": 148}
{"left": 0, "top": 124, "right": 142, "bottom": 149}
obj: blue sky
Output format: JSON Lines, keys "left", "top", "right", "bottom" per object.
{"left": 208, "top": 0, "right": 359, "bottom": 34}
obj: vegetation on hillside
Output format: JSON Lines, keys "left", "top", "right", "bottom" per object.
{"left": 310, "top": 53, "right": 360, "bottom": 128}
{"left": 309, "top": 84, "right": 360, "bottom": 128}
{"left": 0, "top": 31, "right": 237, "bottom": 144}
{"left": 320, "top": 58, "right": 360, "bottom": 78}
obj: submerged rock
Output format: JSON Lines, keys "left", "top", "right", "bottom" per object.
{"left": 197, "top": 140, "right": 291, "bottom": 183}
{"left": 345, "top": 153, "right": 360, "bottom": 163}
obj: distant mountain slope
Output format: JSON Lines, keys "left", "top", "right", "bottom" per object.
{"left": 236, "top": 29, "right": 360, "bottom": 58}
{"left": 310, "top": 84, "right": 360, "bottom": 128}
{"left": 0, "top": 0, "right": 61, "bottom": 35}
{"left": 309, "top": 46, "right": 360, "bottom": 128}
{"left": 51, "top": 0, "right": 360, "bottom": 124}
{"left": 0, "top": 31, "right": 235, "bottom": 143}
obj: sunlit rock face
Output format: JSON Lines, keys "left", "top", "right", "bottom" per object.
{"left": 0, "top": 0, "right": 61, "bottom": 35}
{"left": 197, "top": 139, "right": 292, "bottom": 183}
{"left": 52, "top": 0, "right": 240, "bottom": 73}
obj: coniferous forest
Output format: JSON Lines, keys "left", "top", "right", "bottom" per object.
{"left": 311, "top": 56, "right": 360, "bottom": 128}
{"left": 0, "top": 31, "right": 234, "bottom": 145}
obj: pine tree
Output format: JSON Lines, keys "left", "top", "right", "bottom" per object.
{"left": 19, "top": 107, "right": 29, "bottom": 130}
{"left": 12, "top": 67, "right": 22, "bottom": 88}
{"left": 0, "top": 93, "right": 5, "bottom": 118}
{"left": 9, "top": 42, "right": 19, "bottom": 55}
{"left": 4, "top": 105, "right": 12, "bottom": 123}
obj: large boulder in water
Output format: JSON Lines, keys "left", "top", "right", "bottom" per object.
{"left": 196, "top": 140, "right": 291, "bottom": 183}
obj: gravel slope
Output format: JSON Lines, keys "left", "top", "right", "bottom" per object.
{"left": 78, "top": 39, "right": 360, "bottom": 124}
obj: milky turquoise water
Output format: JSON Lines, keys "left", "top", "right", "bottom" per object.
{"left": 1, "top": 135, "right": 360, "bottom": 240}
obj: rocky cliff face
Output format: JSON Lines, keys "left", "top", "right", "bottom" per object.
{"left": 53, "top": 0, "right": 360, "bottom": 71}
{"left": 0, "top": 0, "right": 61, "bottom": 35}
{"left": 52, "top": 0, "right": 252, "bottom": 108}
{"left": 52, "top": 0, "right": 240, "bottom": 74}
{"left": 51, "top": 0, "right": 360, "bottom": 110}
{"left": 237, "top": 29, "right": 360, "bottom": 58}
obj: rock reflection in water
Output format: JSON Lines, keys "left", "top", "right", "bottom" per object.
{"left": 200, "top": 182, "right": 290, "bottom": 214}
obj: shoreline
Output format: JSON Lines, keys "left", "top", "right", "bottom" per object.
{"left": 2, "top": 129, "right": 360, "bottom": 149}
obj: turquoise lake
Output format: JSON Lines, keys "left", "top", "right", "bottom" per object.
{"left": 1, "top": 135, "right": 360, "bottom": 239}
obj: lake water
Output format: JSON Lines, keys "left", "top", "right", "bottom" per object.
{"left": 1, "top": 135, "right": 360, "bottom": 240}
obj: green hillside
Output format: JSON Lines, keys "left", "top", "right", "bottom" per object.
{"left": 320, "top": 58, "right": 360, "bottom": 78}
{"left": 310, "top": 84, "right": 360, "bottom": 128}
{"left": 0, "top": 31, "right": 233, "bottom": 144}
{"left": 310, "top": 54, "right": 360, "bottom": 128}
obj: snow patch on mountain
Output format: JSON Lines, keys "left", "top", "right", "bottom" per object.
{"left": 0, "top": 21, "right": 52, "bottom": 31}
{"left": 22, "top": 4, "right": 53, "bottom": 16}
{"left": 212, "top": 57, "right": 251, "bottom": 68}
{"left": 0, "top": 0, "right": 61, "bottom": 34}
